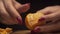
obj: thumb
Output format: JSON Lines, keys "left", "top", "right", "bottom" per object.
{"left": 31, "top": 22, "right": 60, "bottom": 33}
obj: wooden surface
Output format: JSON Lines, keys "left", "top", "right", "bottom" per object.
{"left": 12, "top": 30, "right": 60, "bottom": 34}
{"left": 12, "top": 30, "right": 31, "bottom": 34}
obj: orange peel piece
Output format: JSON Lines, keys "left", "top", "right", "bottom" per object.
{"left": 0, "top": 28, "right": 12, "bottom": 34}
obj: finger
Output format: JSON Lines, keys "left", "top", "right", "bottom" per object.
{"left": 38, "top": 12, "right": 60, "bottom": 22}
{"left": 3, "top": 0, "right": 22, "bottom": 25}
{"left": 12, "top": 0, "right": 30, "bottom": 13}
{"left": 37, "top": 7, "right": 53, "bottom": 15}
{"left": 0, "top": 0, "right": 10, "bottom": 19}
{"left": 0, "top": 0, "right": 18, "bottom": 25}
{"left": 2, "top": 19, "right": 18, "bottom": 25}
{"left": 37, "top": 6, "right": 60, "bottom": 15}
{"left": 32, "top": 22, "right": 60, "bottom": 33}
{"left": 12, "top": 0, "right": 22, "bottom": 9}
{"left": 17, "top": 3, "right": 30, "bottom": 13}
{"left": 37, "top": 10, "right": 51, "bottom": 15}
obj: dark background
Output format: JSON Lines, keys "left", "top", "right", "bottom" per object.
{"left": 0, "top": 0, "right": 60, "bottom": 31}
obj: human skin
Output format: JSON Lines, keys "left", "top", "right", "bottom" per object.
{"left": 0, "top": 0, "right": 30, "bottom": 25}
{"left": 32, "top": 6, "right": 60, "bottom": 33}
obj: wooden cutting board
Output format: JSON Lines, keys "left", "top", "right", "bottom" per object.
{"left": 12, "top": 30, "right": 31, "bottom": 34}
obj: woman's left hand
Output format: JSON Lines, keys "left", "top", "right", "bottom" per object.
{"left": 0, "top": 0, "right": 30, "bottom": 25}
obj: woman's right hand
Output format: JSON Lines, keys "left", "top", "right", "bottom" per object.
{"left": 31, "top": 6, "right": 60, "bottom": 33}
{"left": 0, "top": 0, "right": 30, "bottom": 25}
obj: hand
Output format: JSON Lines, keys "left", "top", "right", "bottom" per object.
{"left": 31, "top": 6, "right": 60, "bottom": 33}
{"left": 0, "top": 0, "right": 30, "bottom": 25}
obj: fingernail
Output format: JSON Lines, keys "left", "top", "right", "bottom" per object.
{"left": 39, "top": 17, "right": 45, "bottom": 21}
{"left": 16, "top": 17, "right": 22, "bottom": 25}
{"left": 31, "top": 26, "right": 40, "bottom": 34}
{"left": 34, "top": 26, "right": 40, "bottom": 32}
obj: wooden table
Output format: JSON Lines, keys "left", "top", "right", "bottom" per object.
{"left": 12, "top": 30, "right": 31, "bottom": 34}
{"left": 12, "top": 30, "right": 60, "bottom": 34}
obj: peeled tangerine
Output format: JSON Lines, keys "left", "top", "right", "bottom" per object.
{"left": 25, "top": 11, "right": 46, "bottom": 30}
